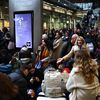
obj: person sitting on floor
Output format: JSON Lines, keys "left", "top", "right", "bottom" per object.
{"left": 37, "top": 59, "right": 68, "bottom": 100}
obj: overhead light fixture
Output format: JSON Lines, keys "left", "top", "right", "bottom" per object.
{"left": 64, "top": 3, "right": 67, "bottom": 6}
{"left": 5, "top": 6, "right": 8, "bottom": 8}
{"left": 58, "top": 0, "right": 60, "bottom": 2}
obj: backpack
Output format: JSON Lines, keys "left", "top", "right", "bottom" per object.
{"left": 42, "top": 70, "right": 67, "bottom": 97}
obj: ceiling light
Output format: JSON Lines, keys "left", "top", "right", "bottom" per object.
{"left": 5, "top": 6, "right": 8, "bottom": 8}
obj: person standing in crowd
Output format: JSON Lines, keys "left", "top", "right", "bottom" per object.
{"left": 2, "top": 27, "right": 9, "bottom": 35}
{"left": 1, "top": 27, "right": 15, "bottom": 55}
{"left": 48, "top": 28, "right": 55, "bottom": 44}
{"left": 66, "top": 49, "right": 100, "bottom": 100}
{"left": 95, "top": 36, "right": 100, "bottom": 65}
{"left": 0, "top": 48, "right": 12, "bottom": 64}
{"left": 61, "top": 33, "right": 78, "bottom": 57}
{"left": 57, "top": 36, "right": 87, "bottom": 70}
{"left": 52, "top": 30, "right": 63, "bottom": 59}
{"left": 0, "top": 29, "right": 4, "bottom": 49}
{"left": 2, "top": 27, "right": 9, "bottom": 48}
{"left": 85, "top": 32, "right": 95, "bottom": 58}
{"left": 57, "top": 34, "right": 78, "bottom": 70}
{"left": 3, "top": 33, "right": 15, "bottom": 54}
{"left": 0, "top": 29, "right": 4, "bottom": 41}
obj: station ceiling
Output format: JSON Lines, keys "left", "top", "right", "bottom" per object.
{"left": 68, "top": 0, "right": 98, "bottom": 3}
{"left": 68, "top": 0, "right": 100, "bottom": 8}
{"left": 0, "top": 0, "right": 100, "bottom": 18}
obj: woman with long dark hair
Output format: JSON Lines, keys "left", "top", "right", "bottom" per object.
{"left": 35, "top": 38, "right": 53, "bottom": 70}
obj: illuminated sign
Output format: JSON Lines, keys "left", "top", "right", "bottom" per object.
{"left": 14, "top": 11, "right": 33, "bottom": 49}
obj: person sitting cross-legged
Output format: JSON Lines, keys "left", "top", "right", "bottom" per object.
{"left": 37, "top": 59, "right": 68, "bottom": 100}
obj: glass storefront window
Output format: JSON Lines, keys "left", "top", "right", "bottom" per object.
{"left": 42, "top": 1, "right": 81, "bottom": 30}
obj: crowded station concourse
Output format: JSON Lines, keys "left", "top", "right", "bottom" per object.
{"left": 1, "top": 27, "right": 100, "bottom": 100}
{"left": 1, "top": 0, "right": 100, "bottom": 100}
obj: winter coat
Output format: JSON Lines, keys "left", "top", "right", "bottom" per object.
{"left": 63, "top": 45, "right": 88, "bottom": 61}
{"left": 41, "top": 69, "right": 68, "bottom": 97}
{"left": 66, "top": 67, "right": 100, "bottom": 100}
{"left": 53, "top": 38, "right": 63, "bottom": 59}
{"left": 8, "top": 69, "right": 28, "bottom": 100}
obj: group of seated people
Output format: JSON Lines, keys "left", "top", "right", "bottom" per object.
{"left": 0, "top": 27, "right": 100, "bottom": 100}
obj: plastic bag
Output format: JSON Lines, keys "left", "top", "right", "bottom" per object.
{"left": 35, "top": 61, "right": 42, "bottom": 69}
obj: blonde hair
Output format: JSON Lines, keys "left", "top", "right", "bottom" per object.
{"left": 75, "top": 36, "right": 87, "bottom": 49}
{"left": 74, "top": 49, "right": 98, "bottom": 84}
